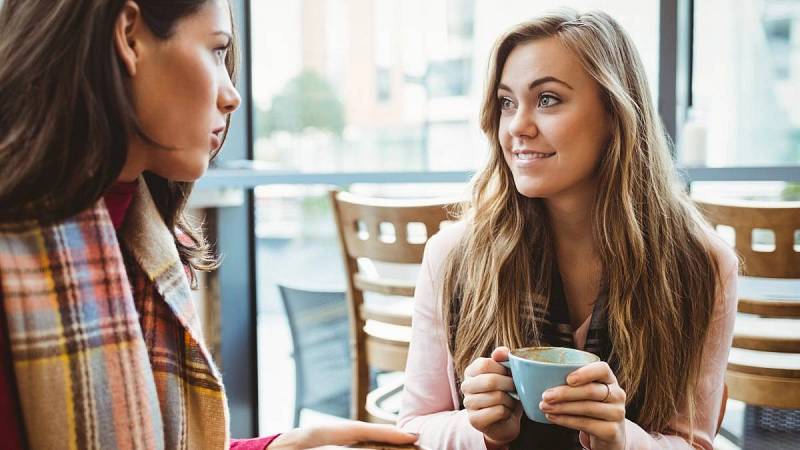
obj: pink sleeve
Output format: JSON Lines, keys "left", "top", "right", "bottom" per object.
{"left": 230, "top": 435, "right": 281, "bottom": 450}
{"left": 398, "top": 224, "right": 488, "bottom": 450}
{"left": 583, "top": 240, "right": 739, "bottom": 450}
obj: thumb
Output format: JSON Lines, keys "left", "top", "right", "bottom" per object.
{"left": 491, "top": 346, "right": 510, "bottom": 363}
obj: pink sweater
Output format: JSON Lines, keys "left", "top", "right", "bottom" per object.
{"left": 398, "top": 221, "right": 739, "bottom": 450}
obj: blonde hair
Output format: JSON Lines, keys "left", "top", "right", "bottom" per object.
{"left": 442, "top": 9, "right": 720, "bottom": 435}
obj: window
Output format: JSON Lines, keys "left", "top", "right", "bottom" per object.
{"left": 685, "top": 0, "right": 800, "bottom": 168}
{"left": 251, "top": 0, "right": 660, "bottom": 174}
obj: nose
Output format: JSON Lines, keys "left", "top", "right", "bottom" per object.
{"left": 218, "top": 76, "right": 241, "bottom": 114}
{"left": 507, "top": 105, "right": 537, "bottom": 140}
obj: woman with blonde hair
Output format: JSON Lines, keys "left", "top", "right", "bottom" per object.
{"left": 399, "top": 9, "right": 737, "bottom": 450}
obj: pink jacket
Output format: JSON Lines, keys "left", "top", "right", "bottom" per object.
{"left": 399, "top": 221, "right": 739, "bottom": 450}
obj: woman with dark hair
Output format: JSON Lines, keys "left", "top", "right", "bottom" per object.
{"left": 0, "top": 1, "right": 418, "bottom": 449}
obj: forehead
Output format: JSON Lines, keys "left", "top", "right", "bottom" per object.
{"left": 499, "top": 37, "right": 590, "bottom": 90}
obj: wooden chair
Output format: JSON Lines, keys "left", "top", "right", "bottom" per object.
{"left": 695, "top": 199, "right": 800, "bottom": 444}
{"left": 330, "top": 189, "right": 461, "bottom": 423}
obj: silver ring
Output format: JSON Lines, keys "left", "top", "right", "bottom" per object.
{"left": 601, "top": 382, "right": 611, "bottom": 403}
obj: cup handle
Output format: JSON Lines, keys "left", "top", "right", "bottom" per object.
{"left": 498, "top": 361, "right": 519, "bottom": 401}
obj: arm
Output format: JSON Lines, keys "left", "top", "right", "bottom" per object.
{"left": 605, "top": 243, "right": 739, "bottom": 450}
{"left": 398, "top": 226, "right": 488, "bottom": 450}
{"left": 231, "top": 436, "right": 281, "bottom": 450}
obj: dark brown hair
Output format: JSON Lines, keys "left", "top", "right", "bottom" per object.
{"left": 0, "top": 0, "right": 238, "bottom": 273}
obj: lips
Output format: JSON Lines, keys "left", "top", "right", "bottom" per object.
{"left": 513, "top": 149, "right": 556, "bottom": 160}
{"left": 515, "top": 152, "right": 554, "bottom": 160}
{"left": 210, "top": 125, "right": 225, "bottom": 150}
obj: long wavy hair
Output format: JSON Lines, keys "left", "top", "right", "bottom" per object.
{"left": 0, "top": 0, "right": 238, "bottom": 273}
{"left": 441, "top": 9, "right": 720, "bottom": 435}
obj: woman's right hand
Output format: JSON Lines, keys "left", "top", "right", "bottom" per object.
{"left": 461, "top": 346, "right": 522, "bottom": 449}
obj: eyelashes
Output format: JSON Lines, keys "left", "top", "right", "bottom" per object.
{"left": 497, "top": 92, "right": 562, "bottom": 111}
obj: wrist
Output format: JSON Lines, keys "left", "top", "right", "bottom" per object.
{"left": 484, "top": 436, "right": 510, "bottom": 450}
{"left": 265, "top": 429, "right": 305, "bottom": 450}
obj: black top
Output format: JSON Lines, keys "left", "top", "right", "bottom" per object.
{"left": 451, "top": 268, "right": 641, "bottom": 450}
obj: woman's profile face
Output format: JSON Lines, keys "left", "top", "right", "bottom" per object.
{"left": 119, "top": 0, "right": 241, "bottom": 182}
{"left": 497, "top": 37, "right": 610, "bottom": 201}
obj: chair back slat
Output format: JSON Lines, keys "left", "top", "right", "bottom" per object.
{"left": 334, "top": 191, "right": 458, "bottom": 263}
{"left": 695, "top": 199, "right": 800, "bottom": 278}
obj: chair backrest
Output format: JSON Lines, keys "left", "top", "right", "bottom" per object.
{"left": 695, "top": 199, "right": 800, "bottom": 278}
{"left": 329, "top": 189, "right": 461, "bottom": 421}
{"left": 277, "top": 285, "right": 351, "bottom": 416}
{"left": 696, "top": 199, "right": 800, "bottom": 415}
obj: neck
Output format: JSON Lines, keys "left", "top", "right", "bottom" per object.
{"left": 118, "top": 138, "right": 147, "bottom": 183}
{"left": 117, "top": 167, "right": 142, "bottom": 183}
{"left": 545, "top": 178, "right": 598, "bottom": 257}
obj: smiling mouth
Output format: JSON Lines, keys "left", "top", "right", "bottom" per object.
{"left": 514, "top": 151, "right": 555, "bottom": 160}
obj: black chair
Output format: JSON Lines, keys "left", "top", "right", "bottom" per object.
{"left": 278, "top": 284, "right": 353, "bottom": 426}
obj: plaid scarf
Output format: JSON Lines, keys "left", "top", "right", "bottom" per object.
{"left": 0, "top": 181, "right": 228, "bottom": 450}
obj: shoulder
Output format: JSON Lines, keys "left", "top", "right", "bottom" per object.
{"left": 698, "top": 225, "right": 739, "bottom": 314}
{"left": 423, "top": 219, "right": 468, "bottom": 269}
{"left": 700, "top": 225, "right": 739, "bottom": 281}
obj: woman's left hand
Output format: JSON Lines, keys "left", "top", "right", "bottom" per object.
{"left": 269, "top": 421, "right": 419, "bottom": 450}
{"left": 539, "top": 361, "right": 627, "bottom": 450}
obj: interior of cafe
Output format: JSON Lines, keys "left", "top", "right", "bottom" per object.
{"left": 1, "top": 0, "right": 797, "bottom": 449}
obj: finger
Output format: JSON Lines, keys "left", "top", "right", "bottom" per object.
{"left": 349, "top": 423, "right": 419, "bottom": 444}
{"left": 463, "top": 391, "right": 516, "bottom": 411}
{"left": 308, "top": 447, "right": 353, "bottom": 450}
{"left": 543, "top": 382, "right": 623, "bottom": 404}
{"left": 539, "top": 400, "right": 626, "bottom": 422}
{"left": 460, "top": 372, "right": 515, "bottom": 395}
{"left": 491, "top": 346, "right": 510, "bottom": 363}
{"left": 566, "top": 361, "right": 617, "bottom": 386}
{"left": 464, "top": 356, "right": 509, "bottom": 378}
{"left": 544, "top": 414, "right": 620, "bottom": 441}
{"left": 468, "top": 404, "right": 515, "bottom": 430}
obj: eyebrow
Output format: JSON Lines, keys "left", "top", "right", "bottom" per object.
{"left": 213, "top": 31, "right": 233, "bottom": 45}
{"left": 497, "top": 76, "right": 574, "bottom": 92}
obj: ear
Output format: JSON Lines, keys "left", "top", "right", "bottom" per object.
{"left": 113, "top": 1, "right": 144, "bottom": 76}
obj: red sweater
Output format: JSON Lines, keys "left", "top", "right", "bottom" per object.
{"left": 0, "top": 182, "right": 279, "bottom": 449}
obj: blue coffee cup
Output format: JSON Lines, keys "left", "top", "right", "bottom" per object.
{"left": 499, "top": 346, "right": 600, "bottom": 423}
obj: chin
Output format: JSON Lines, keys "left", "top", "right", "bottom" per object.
{"left": 513, "top": 178, "right": 551, "bottom": 199}
{"left": 153, "top": 161, "right": 209, "bottom": 183}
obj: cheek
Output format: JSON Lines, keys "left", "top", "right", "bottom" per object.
{"left": 498, "top": 118, "right": 513, "bottom": 156}
{"left": 134, "top": 49, "right": 216, "bottom": 148}
{"left": 553, "top": 110, "right": 607, "bottom": 164}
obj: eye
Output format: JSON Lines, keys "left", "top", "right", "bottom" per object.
{"left": 499, "top": 96, "right": 516, "bottom": 111}
{"left": 214, "top": 46, "right": 229, "bottom": 62}
{"left": 538, "top": 93, "right": 560, "bottom": 108}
